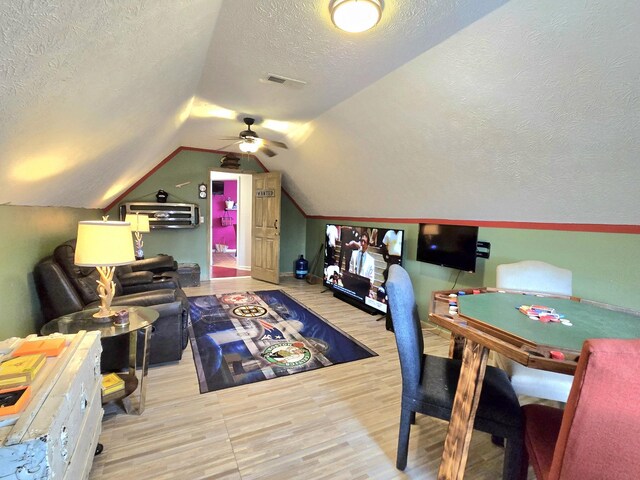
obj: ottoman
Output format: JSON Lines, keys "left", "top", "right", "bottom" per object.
{"left": 177, "top": 263, "right": 201, "bottom": 287}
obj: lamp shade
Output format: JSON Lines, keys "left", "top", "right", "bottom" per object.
{"left": 75, "top": 221, "right": 136, "bottom": 267}
{"left": 125, "top": 213, "right": 150, "bottom": 233}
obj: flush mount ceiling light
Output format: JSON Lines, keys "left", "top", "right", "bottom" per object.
{"left": 331, "top": 0, "right": 382, "bottom": 33}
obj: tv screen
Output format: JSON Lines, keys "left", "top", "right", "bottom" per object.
{"left": 416, "top": 223, "right": 479, "bottom": 272}
{"left": 211, "top": 180, "right": 225, "bottom": 196}
{"left": 323, "top": 224, "right": 404, "bottom": 314}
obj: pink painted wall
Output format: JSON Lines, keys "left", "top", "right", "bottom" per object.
{"left": 211, "top": 180, "right": 237, "bottom": 250}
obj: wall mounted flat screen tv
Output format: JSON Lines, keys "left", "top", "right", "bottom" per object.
{"left": 323, "top": 224, "right": 404, "bottom": 314}
{"left": 417, "top": 223, "right": 479, "bottom": 272}
{"left": 211, "top": 180, "right": 225, "bottom": 196}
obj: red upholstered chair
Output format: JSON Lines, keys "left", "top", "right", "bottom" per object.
{"left": 521, "top": 338, "right": 640, "bottom": 480}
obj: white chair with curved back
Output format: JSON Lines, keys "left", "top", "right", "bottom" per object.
{"left": 495, "top": 260, "right": 574, "bottom": 403}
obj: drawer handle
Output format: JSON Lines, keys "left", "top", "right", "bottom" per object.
{"left": 60, "top": 426, "right": 69, "bottom": 461}
{"left": 80, "top": 384, "right": 88, "bottom": 410}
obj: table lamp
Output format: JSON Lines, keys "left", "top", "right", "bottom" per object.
{"left": 125, "top": 213, "right": 151, "bottom": 260}
{"left": 74, "top": 219, "right": 135, "bottom": 319}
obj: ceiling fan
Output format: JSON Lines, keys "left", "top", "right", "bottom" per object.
{"left": 219, "top": 117, "right": 288, "bottom": 157}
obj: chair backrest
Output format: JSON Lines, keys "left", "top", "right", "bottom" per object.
{"left": 33, "top": 256, "right": 85, "bottom": 322}
{"left": 549, "top": 338, "right": 640, "bottom": 479}
{"left": 386, "top": 264, "right": 424, "bottom": 392}
{"left": 496, "top": 260, "right": 572, "bottom": 295}
{"left": 53, "top": 239, "right": 126, "bottom": 305}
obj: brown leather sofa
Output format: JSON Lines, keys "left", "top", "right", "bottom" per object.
{"left": 34, "top": 240, "right": 189, "bottom": 370}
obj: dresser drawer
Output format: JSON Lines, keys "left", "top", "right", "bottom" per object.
{"left": 0, "top": 332, "right": 103, "bottom": 480}
{"left": 28, "top": 335, "right": 101, "bottom": 477}
{"left": 62, "top": 386, "right": 102, "bottom": 480}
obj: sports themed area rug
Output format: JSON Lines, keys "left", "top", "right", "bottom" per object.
{"left": 188, "top": 290, "right": 377, "bottom": 393}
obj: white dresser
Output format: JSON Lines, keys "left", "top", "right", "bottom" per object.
{"left": 0, "top": 331, "right": 103, "bottom": 480}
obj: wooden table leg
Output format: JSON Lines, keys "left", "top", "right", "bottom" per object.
{"left": 448, "top": 333, "right": 466, "bottom": 359}
{"left": 438, "top": 339, "right": 489, "bottom": 480}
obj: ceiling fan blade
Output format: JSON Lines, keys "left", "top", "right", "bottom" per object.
{"left": 262, "top": 139, "right": 288, "bottom": 149}
{"left": 219, "top": 136, "right": 241, "bottom": 141}
{"left": 260, "top": 146, "right": 277, "bottom": 157}
{"left": 218, "top": 140, "right": 241, "bottom": 151}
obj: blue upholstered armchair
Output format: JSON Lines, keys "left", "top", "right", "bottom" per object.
{"left": 386, "top": 264, "right": 524, "bottom": 479}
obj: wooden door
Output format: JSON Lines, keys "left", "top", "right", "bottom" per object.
{"left": 251, "top": 172, "right": 281, "bottom": 284}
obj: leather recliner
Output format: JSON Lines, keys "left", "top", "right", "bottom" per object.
{"left": 34, "top": 240, "right": 189, "bottom": 370}
{"left": 116, "top": 254, "right": 182, "bottom": 293}
{"left": 116, "top": 255, "right": 182, "bottom": 294}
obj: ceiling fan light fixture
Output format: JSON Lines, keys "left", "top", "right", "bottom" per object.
{"left": 239, "top": 137, "right": 261, "bottom": 153}
{"left": 331, "top": 0, "right": 382, "bottom": 33}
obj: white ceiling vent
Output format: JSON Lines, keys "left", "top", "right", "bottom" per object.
{"left": 264, "top": 73, "right": 307, "bottom": 89}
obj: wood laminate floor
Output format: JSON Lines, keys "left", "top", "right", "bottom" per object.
{"left": 89, "top": 276, "right": 540, "bottom": 480}
{"left": 211, "top": 252, "right": 251, "bottom": 278}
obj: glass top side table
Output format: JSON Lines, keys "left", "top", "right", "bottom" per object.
{"left": 41, "top": 306, "right": 159, "bottom": 414}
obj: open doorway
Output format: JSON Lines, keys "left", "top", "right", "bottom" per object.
{"left": 209, "top": 171, "right": 253, "bottom": 278}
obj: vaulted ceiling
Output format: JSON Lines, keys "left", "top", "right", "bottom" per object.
{"left": 1, "top": 0, "right": 638, "bottom": 224}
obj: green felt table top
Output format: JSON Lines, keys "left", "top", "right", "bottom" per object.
{"left": 458, "top": 292, "right": 640, "bottom": 351}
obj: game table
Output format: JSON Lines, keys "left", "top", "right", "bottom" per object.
{"left": 428, "top": 288, "right": 640, "bottom": 480}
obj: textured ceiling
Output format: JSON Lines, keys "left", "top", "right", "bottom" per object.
{"left": 1, "top": 0, "right": 638, "bottom": 225}
{"left": 0, "top": 0, "right": 221, "bottom": 207}
{"left": 193, "top": 0, "right": 507, "bottom": 123}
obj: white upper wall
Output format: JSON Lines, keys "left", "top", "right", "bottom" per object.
{"left": 281, "top": 0, "right": 640, "bottom": 223}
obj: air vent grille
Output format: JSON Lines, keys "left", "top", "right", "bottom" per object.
{"left": 267, "top": 75, "right": 286, "bottom": 84}
{"left": 265, "top": 73, "right": 307, "bottom": 88}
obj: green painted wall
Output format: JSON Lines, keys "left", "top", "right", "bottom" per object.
{"left": 307, "top": 219, "right": 640, "bottom": 314}
{"left": 105, "top": 149, "right": 306, "bottom": 277}
{"left": 280, "top": 193, "right": 307, "bottom": 273}
{"left": 2, "top": 168, "right": 636, "bottom": 342}
{"left": 0, "top": 205, "right": 102, "bottom": 338}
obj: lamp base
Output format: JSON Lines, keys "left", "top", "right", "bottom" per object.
{"left": 134, "top": 233, "right": 144, "bottom": 260}
{"left": 93, "top": 266, "right": 117, "bottom": 321}
{"left": 92, "top": 308, "right": 115, "bottom": 321}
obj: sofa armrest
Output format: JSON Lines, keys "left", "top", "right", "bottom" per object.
{"left": 129, "top": 255, "right": 177, "bottom": 274}
{"left": 136, "top": 301, "right": 188, "bottom": 364}
{"left": 123, "top": 278, "right": 181, "bottom": 294}
{"left": 89, "top": 298, "right": 188, "bottom": 369}
{"left": 118, "top": 272, "right": 181, "bottom": 295}
{"left": 119, "top": 271, "right": 154, "bottom": 287}
{"left": 85, "top": 289, "right": 179, "bottom": 309}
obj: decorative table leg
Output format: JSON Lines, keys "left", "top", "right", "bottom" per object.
{"left": 126, "top": 325, "right": 151, "bottom": 415}
{"left": 438, "top": 339, "right": 489, "bottom": 480}
{"left": 136, "top": 325, "right": 152, "bottom": 414}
